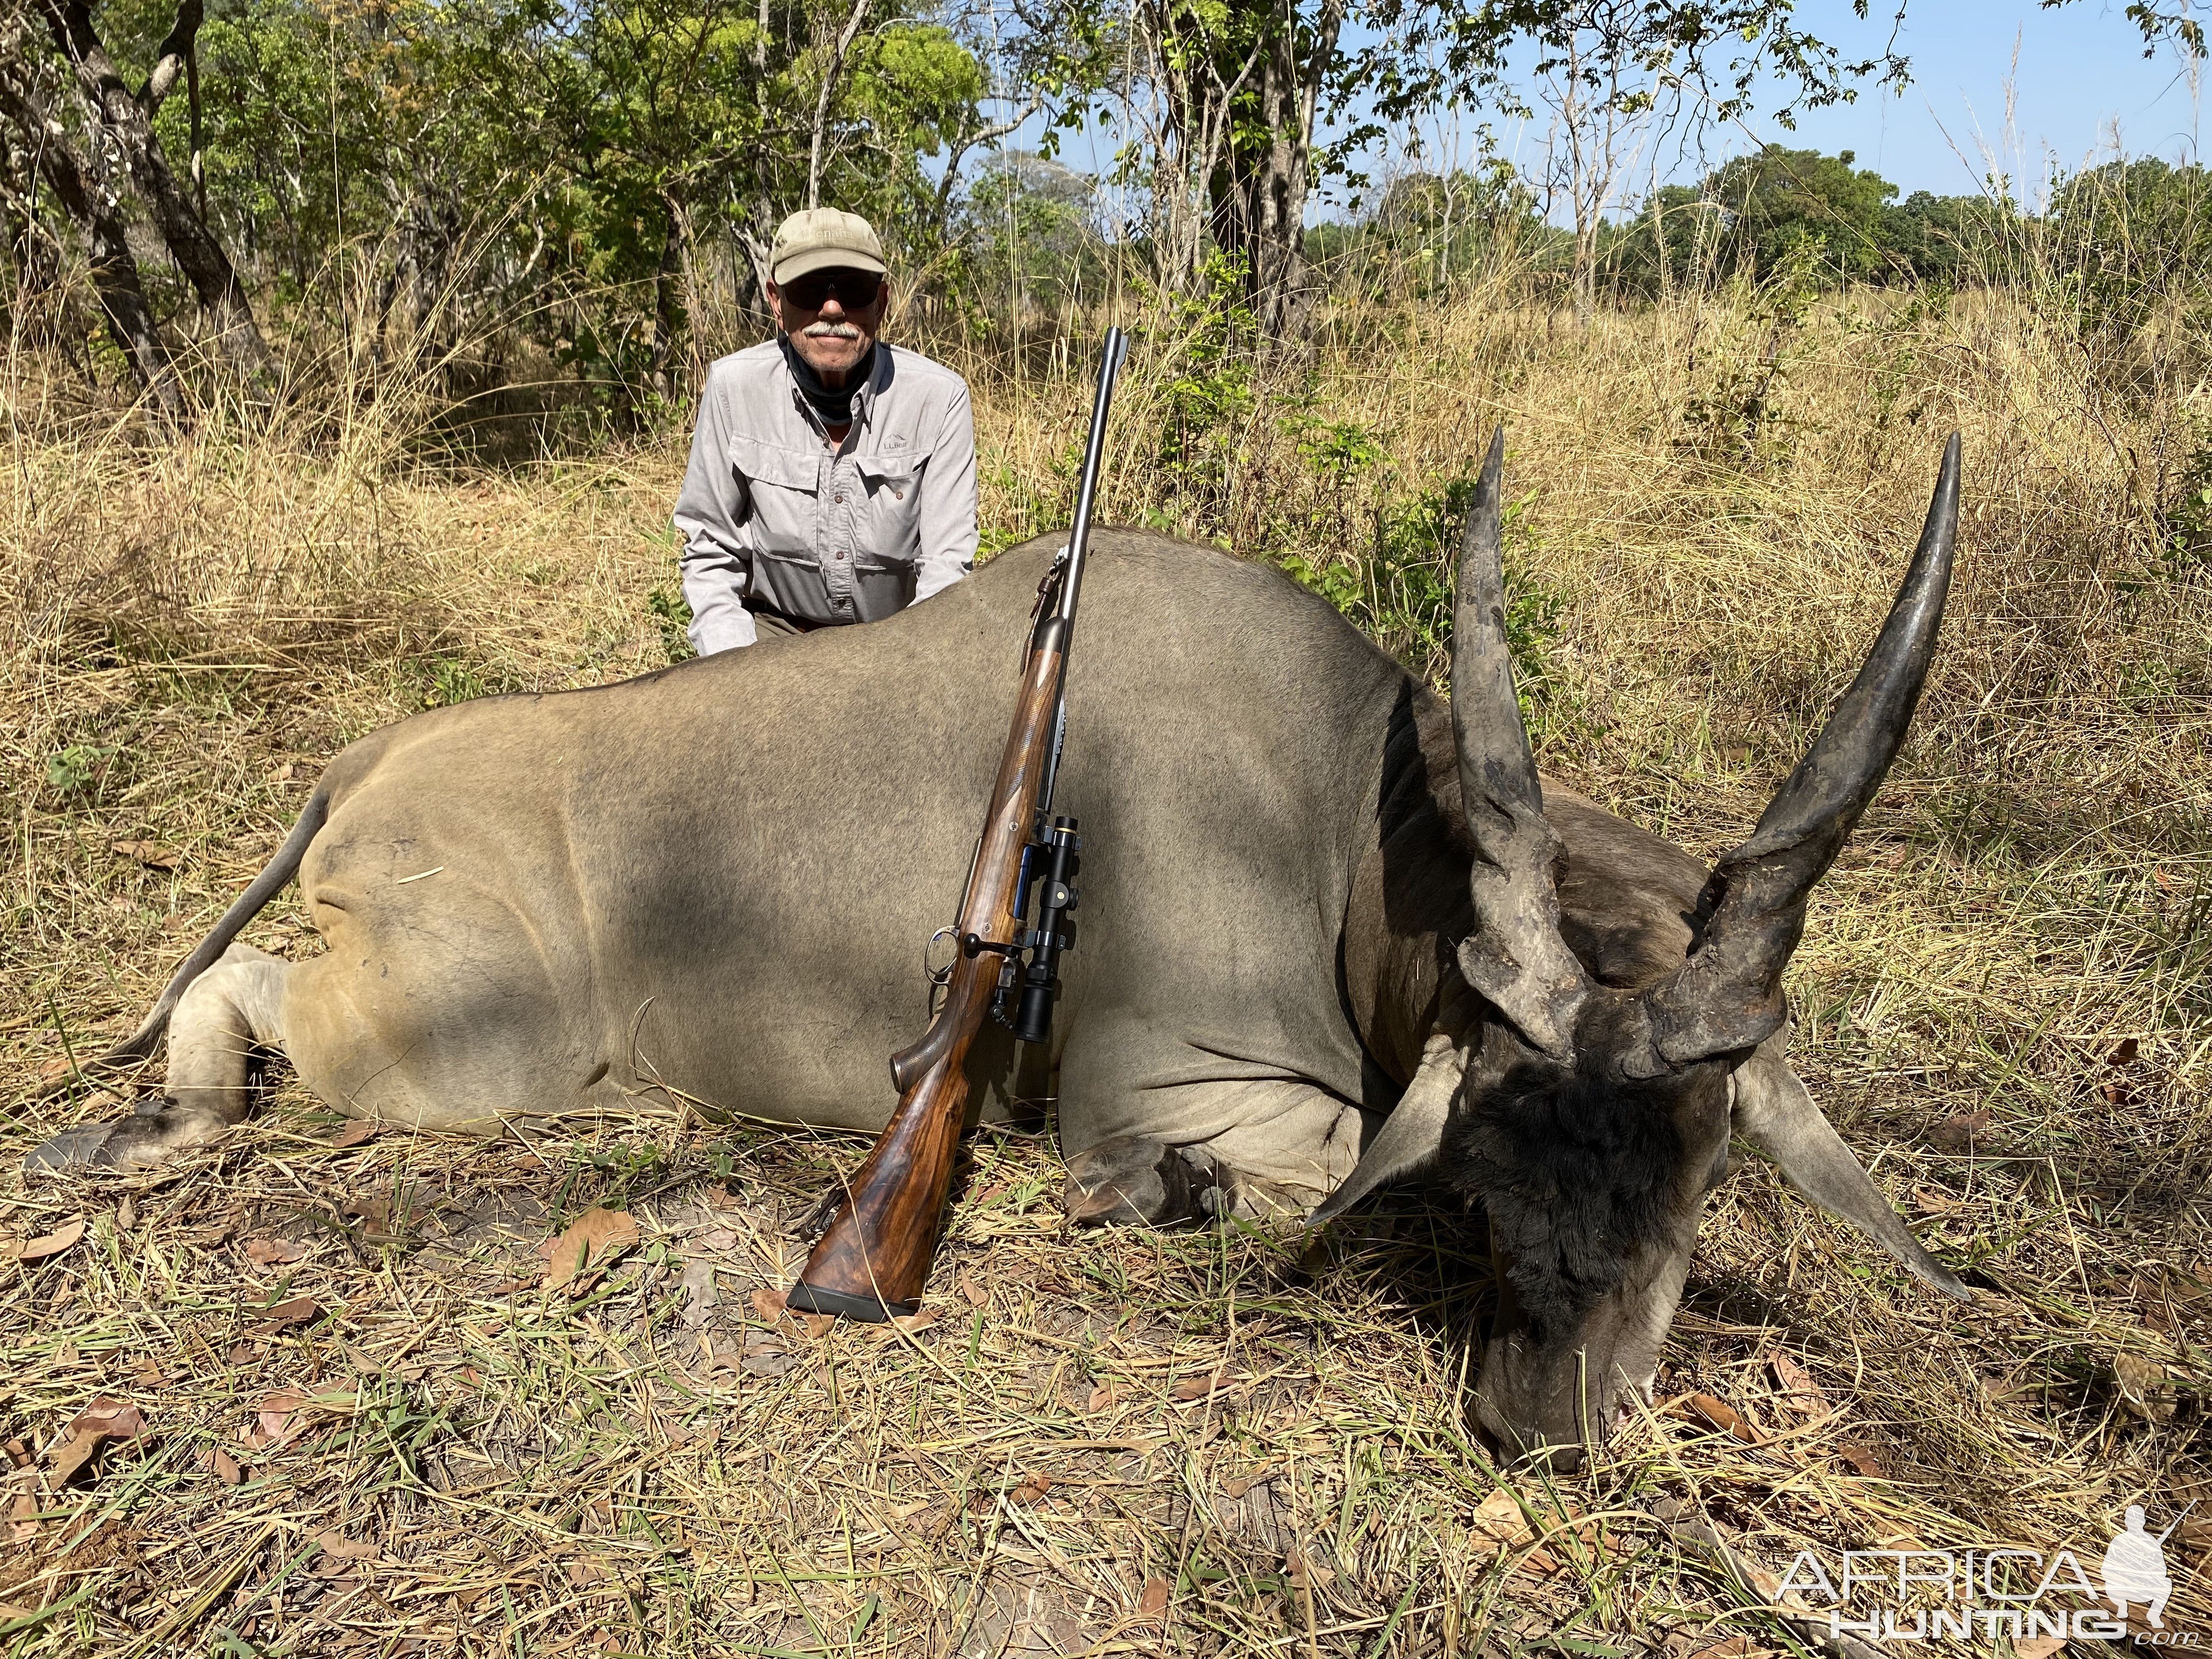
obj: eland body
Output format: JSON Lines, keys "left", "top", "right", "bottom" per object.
{"left": 32, "top": 436, "right": 1968, "bottom": 1457}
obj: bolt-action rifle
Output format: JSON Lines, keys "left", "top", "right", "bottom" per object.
{"left": 787, "top": 327, "right": 1128, "bottom": 1321}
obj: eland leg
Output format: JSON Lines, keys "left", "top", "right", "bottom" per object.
{"left": 28, "top": 944, "right": 290, "bottom": 1171}
{"left": 1062, "top": 1080, "right": 1376, "bottom": 1228}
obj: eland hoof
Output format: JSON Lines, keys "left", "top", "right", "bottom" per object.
{"left": 1063, "top": 1136, "right": 1221, "bottom": 1227}
{"left": 25, "top": 1101, "right": 232, "bottom": 1172}
{"left": 25, "top": 1120, "right": 123, "bottom": 1171}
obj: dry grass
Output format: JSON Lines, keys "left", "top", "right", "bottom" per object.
{"left": 3, "top": 280, "right": 2211, "bottom": 1656}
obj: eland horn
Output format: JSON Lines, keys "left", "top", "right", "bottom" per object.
{"left": 1449, "top": 427, "right": 1593, "bottom": 1060}
{"left": 1645, "top": 434, "right": 1962, "bottom": 1065}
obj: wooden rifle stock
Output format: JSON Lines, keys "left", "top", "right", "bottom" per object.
{"left": 787, "top": 617, "right": 1067, "bottom": 1319}
{"left": 789, "top": 325, "right": 1126, "bottom": 1323}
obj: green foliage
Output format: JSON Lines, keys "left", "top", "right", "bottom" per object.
{"left": 46, "top": 0, "right": 1012, "bottom": 416}
{"left": 1680, "top": 238, "right": 1826, "bottom": 466}
{"left": 1606, "top": 147, "right": 2004, "bottom": 296}
{"left": 2050, "top": 156, "right": 2212, "bottom": 334}
{"left": 648, "top": 586, "right": 697, "bottom": 663}
{"left": 1714, "top": 147, "right": 1899, "bottom": 279}
{"left": 1880, "top": 191, "right": 2010, "bottom": 287}
{"left": 958, "top": 152, "right": 1107, "bottom": 334}
{"left": 2163, "top": 421, "right": 2212, "bottom": 569}
{"left": 1291, "top": 414, "right": 1388, "bottom": 482}
{"left": 1146, "top": 249, "right": 1259, "bottom": 533}
{"left": 417, "top": 657, "right": 505, "bottom": 708}
{"left": 1313, "top": 154, "right": 1543, "bottom": 295}
{"left": 45, "top": 743, "right": 120, "bottom": 797}
{"left": 1282, "top": 472, "right": 1561, "bottom": 715}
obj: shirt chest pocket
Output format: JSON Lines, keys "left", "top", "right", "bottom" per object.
{"left": 726, "top": 438, "right": 821, "bottom": 549}
{"left": 851, "top": 453, "right": 926, "bottom": 568}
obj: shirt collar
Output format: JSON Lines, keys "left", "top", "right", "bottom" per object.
{"left": 781, "top": 341, "right": 885, "bottom": 435}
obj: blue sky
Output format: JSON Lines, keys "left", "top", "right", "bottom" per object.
{"left": 1020, "top": 1, "right": 2210, "bottom": 223}
{"left": 1709, "top": 1, "right": 2204, "bottom": 198}
{"left": 1364, "top": 0, "right": 2210, "bottom": 216}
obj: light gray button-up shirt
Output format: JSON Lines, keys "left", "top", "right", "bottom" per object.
{"left": 673, "top": 340, "right": 979, "bottom": 653}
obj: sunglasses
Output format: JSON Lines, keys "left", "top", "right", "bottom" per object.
{"left": 780, "top": 268, "right": 884, "bottom": 310}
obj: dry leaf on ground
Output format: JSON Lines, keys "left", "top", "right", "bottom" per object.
{"left": 1470, "top": 1488, "right": 1533, "bottom": 1548}
{"left": 1669, "top": 1393, "right": 1766, "bottom": 1444}
{"left": 251, "top": 1296, "right": 324, "bottom": 1330}
{"left": 253, "top": 1387, "right": 352, "bottom": 1446}
{"left": 5, "top": 1217, "right": 86, "bottom": 1264}
{"left": 748, "top": 1286, "right": 788, "bottom": 1322}
{"left": 1008, "top": 1473, "right": 1054, "bottom": 1505}
{"left": 330, "top": 1119, "right": 378, "bottom": 1148}
{"left": 1767, "top": 1350, "right": 1829, "bottom": 1417}
{"left": 313, "top": 1529, "right": 380, "bottom": 1563}
{"left": 1836, "top": 1442, "right": 1888, "bottom": 1478}
{"left": 113, "top": 839, "right": 182, "bottom": 871}
{"left": 1171, "top": 1372, "right": 1229, "bottom": 1403}
{"left": 1929, "top": 1109, "right": 1993, "bottom": 1149}
{"left": 544, "top": 1207, "right": 641, "bottom": 1289}
{"left": 48, "top": 1397, "right": 147, "bottom": 1483}
{"left": 1137, "top": 1576, "right": 1171, "bottom": 1617}
{"left": 1223, "top": 1465, "right": 1276, "bottom": 1499}
{"left": 2113, "top": 1352, "right": 2176, "bottom": 1423}
{"left": 242, "top": 1237, "right": 307, "bottom": 1266}
{"left": 8, "top": 1489, "right": 38, "bottom": 1545}
{"left": 2017, "top": 1637, "right": 2067, "bottom": 1659}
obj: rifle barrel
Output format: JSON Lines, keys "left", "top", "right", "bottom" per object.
{"left": 1052, "top": 326, "right": 1127, "bottom": 631}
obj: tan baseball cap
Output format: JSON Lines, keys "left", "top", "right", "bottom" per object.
{"left": 770, "top": 208, "right": 888, "bottom": 284}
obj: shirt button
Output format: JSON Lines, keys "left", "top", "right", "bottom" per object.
{"left": 836, "top": 551, "right": 846, "bottom": 560}
{"left": 834, "top": 493, "right": 847, "bottom": 504}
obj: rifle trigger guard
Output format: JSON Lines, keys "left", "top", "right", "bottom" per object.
{"left": 924, "top": 925, "right": 958, "bottom": 987}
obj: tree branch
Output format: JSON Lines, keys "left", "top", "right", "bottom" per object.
{"left": 141, "top": 0, "right": 202, "bottom": 114}
{"left": 806, "top": 0, "right": 873, "bottom": 210}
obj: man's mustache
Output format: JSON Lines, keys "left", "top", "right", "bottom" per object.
{"left": 803, "top": 322, "right": 863, "bottom": 340}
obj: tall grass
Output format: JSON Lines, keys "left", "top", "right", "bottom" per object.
{"left": 5, "top": 219, "right": 2212, "bottom": 1652}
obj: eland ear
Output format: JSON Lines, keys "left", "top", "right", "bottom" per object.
{"left": 1730, "top": 1037, "right": 1967, "bottom": 1299}
{"left": 1307, "top": 1034, "right": 1463, "bottom": 1228}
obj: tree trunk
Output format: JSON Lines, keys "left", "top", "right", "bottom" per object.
{"left": 1191, "top": 0, "right": 1342, "bottom": 345}
{"left": 1138, "top": 0, "right": 1268, "bottom": 300}
{"left": 0, "top": 78, "right": 183, "bottom": 417}
{"left": 650, "top": 198, "right": 686, "bottom": 399}
{"left": 33, "top": 0, "right": 272, "bottom": 382}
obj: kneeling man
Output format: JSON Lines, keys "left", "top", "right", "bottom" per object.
{"left": 673, "top": 208, "right": 979, "bottom": 653}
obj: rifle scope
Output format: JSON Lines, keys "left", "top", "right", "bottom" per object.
{"left": 1011, "top": 816, "right": 1080, "bottom": 1044}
